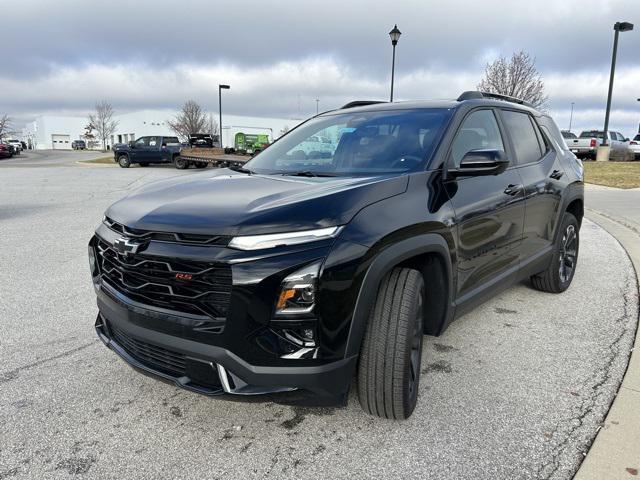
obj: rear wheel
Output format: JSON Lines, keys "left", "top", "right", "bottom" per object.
{"left": 118, "top": 155, "right": 130, "bottom": 168}
{"left": 173, "top": 156, "right": 188, "bottom": 169}
{"left": 531, "top": 212, "right": 579, "bottom": 293}
{"left": 358, "top": 267, "right": 425, "bottom": 419}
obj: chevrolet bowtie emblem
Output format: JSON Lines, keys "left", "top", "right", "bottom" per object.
{"left": 114, "top": 237, "right": 143, "bottom": 256}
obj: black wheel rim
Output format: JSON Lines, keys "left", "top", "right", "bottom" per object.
{"left": 408, "top": 290, "right": 424, "bottom": 399}
{"left": 559, "top": 224, "right": 577, "bottom": 283}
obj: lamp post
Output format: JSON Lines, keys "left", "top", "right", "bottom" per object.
{"left": 602, "top": 21, "right": 634, "bottom": 146}
{"left": 569, "top": 102, "right": 575, "bottom": 132}
{"left": 316, "top": 98, "right": 320, "bottom": 114}
{"left": 389, "top": 24, "right": 401, "bottom": 102}
{"left": 218, "top": 84, "right": 230, "bottom": 148}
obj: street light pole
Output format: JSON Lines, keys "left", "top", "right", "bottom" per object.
{"left": 389, "top": 25, "right": 401, "bottom": 102}
{"left": 218, "top": 84, "right": 230, "bottom": 149}
{"left": 569, "top": 102, "right": 575, "bottom": 132}
{"left": 602, "top": 22, "right": 634, "bottom": 146}
{"left": 316, "top": 98, "right": 319, "bottom": 114}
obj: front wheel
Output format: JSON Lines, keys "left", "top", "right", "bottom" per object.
{"left": 118, "top": 155, "right": 130, "bottom": 168}
{"left": 358, "top": 268, "right": 425, "bottom": 419}
{"left": 173, "top": 156, "right": 188, "bottom": 169}
{"left": 531, "top": 212, "right": 579, "bottom": 293}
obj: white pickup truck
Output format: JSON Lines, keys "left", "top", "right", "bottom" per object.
{"left": 566, "top": 130, "right": 629, "bottom": 160}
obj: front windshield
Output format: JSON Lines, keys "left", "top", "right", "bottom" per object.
{"left": 245, "top": 108, "right": 452, "bottom": 175}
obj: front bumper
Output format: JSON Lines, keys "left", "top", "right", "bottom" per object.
{"left": 91, "top": 226, "right": 358, "bottom": 403}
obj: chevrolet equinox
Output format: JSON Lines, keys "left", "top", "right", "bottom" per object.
{"left": 89, "top": 91, "right": 584, "bottom": 419}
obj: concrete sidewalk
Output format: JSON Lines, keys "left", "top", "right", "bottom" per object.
{"left": 575, "top": 209, "right": 640, "bottom": 480}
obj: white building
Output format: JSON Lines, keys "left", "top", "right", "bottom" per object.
{"left": 22, "top": 110, "right": 303, "bottom": 150}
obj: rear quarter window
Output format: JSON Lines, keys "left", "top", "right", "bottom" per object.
{"left": 501, "top": 110, "right": 543, "bottom": 165}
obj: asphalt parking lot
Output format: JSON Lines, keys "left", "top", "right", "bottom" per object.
{"left": 0, "top": 151, "right": 638, "bottom": 479}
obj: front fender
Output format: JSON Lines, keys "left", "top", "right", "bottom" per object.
{"left": 342, "top": 233, "right": 454, "bottom": 358}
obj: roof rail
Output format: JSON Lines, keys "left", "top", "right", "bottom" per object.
{"left": 457, "top": 91, "right": 534, "bottom": 108}
{"left": 340, "top": 100, "right": 386, "bottom": 109}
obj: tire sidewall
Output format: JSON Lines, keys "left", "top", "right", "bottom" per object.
{"left": 174, "top": 156, "right": 188, "bottom": 169}
{"left": 118, "top": 155, "right": 130, "bottom": 168}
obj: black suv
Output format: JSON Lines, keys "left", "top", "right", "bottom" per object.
{"left": 89, "top": 92, "right": 584, "bottom": 419}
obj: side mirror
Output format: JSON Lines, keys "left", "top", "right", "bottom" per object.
{"left": 128, "top": 141, "right": 135, "bottom": 148}
{"left": 448, "top": 149, "right": 509, "bottom": 177}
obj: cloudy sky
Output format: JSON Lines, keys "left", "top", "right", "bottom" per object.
{"left": 1, "top": 0, "right": 638, "bottom": 136}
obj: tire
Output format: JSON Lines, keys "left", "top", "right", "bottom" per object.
{"left": 117, "top": 155, "right": 130, "bottom": 168}
{"left": 139, "top": 162, "right": 149, "bottom": 167}
{"left": 194, "top": 162, "right": 207, "bottom": 169}
{"left": 358, "top": 267, "right": 425, "bottom": 419}
{"left": 531, "top": 212, "right": 579, "bottom": 293}
{"left": 173, "top": 156, "right": 188, "bottom": 169}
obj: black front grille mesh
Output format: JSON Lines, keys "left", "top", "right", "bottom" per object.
{"left": 96, "top": 238, "right": 232, "bottom": 319}
{"left": 111, "top": 324, "right": 186, "bottom": 376}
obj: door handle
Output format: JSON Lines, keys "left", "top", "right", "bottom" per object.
{"left": 550, "top": 169, "right": 564, "bottom": 180}
{"left": 503, "top": 184, "right": 522, "bottom": 196}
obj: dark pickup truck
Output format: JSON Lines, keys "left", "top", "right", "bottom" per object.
{"left": 113, "top": 136, "right": 183, "bottom": 168}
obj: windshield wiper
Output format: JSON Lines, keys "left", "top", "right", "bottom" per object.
{"left": 229, "top": 165, "right": 254, "bottom": 175}
{"left": 281, "top": 171, "right": 339, "bottom": 177}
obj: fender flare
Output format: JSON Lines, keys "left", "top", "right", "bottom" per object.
{"left": 553, "top": 183, "right": 584, "bottom": 244}
{"left": 344, "top": 233, "right": 454, "bottom": 358}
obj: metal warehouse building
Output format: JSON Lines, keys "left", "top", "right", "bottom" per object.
{"left": 21, "top": 110, "right": 302, "bottom": 150}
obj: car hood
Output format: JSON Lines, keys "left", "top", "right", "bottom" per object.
{"left": 106, "top": 169, "right": 409, "bottom": 236}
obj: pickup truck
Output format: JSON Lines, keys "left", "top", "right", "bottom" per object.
{"left": 629, "top": 134, "right": 640, "bottom": 160}
{"left": 113, "top": 135, "right": 183, "bottom": 168}
{"left": 567, "top": 130, "right": 629, "bottom": 160}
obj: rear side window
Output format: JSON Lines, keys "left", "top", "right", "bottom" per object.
{"left": 501, "top": 110, "right": 543, "bottom": 165}
{"left": 164, "top": 136, "right": 179, "bottom": 144}
{"left": 450, "top": 110, "right": 505, "bottom": 167}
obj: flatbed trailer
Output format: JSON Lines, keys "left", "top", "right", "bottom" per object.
{"left": 178, "top": 147, "right": 250, "bottom": 168}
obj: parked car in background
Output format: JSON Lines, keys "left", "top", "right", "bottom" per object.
{"left": 21, "top": 141, "right": 27, "bottom": 150}
{"left": 112, "top": 135, "right": 182, "bottom": 168}
{"left": 567, "top": 130, "right": 629, "bottom": 159}
{"left": 7, "top": 140, "right": 22, "bottom": 154}
{"left": 90, "top": 91, "right": 584, "bottom": 419}
{"left": 72, "top": 140, "right": 86, "bottom": 150}
{"left": 0, "top": 142, "right": 14, "bottom": 158}
{"left": 629, "top": 134, "right": 640, "bottom": 160}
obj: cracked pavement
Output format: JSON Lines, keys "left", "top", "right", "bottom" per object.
{"left": 0, "top": 152, "right": 638, "bottom": 479}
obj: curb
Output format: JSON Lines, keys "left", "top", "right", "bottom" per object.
{"left": 574, "top": 210, "right": 640, "bottom": 480}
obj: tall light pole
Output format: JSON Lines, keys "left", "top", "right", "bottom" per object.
{"left": 602, "top": 21, "right": 634, "bottom": 146}
{"left": 316, "top": 98, "right": 320, "bottom": 114}
{"left": 218, "top": 84, "right": 230, "bottom": 149}
{"left": 569, "top": 102, "right": 575, "bottom": 132}
{"left": 389, "top": 25, "right": 401, "bottom": 102}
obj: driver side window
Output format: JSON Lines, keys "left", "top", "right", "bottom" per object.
{"left": 451, "top": 110, "right": 504, "bottom": 167}
{"left": 135, "top": 137, "right": 148, "bottom": 147}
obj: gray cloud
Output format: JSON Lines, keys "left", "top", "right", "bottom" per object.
{"left": 1, "top": 0, "right": 638, "bottom": 135}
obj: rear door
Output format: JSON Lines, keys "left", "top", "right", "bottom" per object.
{"left": 498, "top": 109, "right": 564, "bottom": 262}
{"left": 445, "top": 108, "right": 525, "bottom": 307}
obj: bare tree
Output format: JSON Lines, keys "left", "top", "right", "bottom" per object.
{"left": 88, "top": 101, "right": 119, "bottom": 151}
{"left": 477, "top": 51, "right": 548, "bottom": 109}
{"left": 207, "top": 113, "right": 219, "bottom": 141}
{"left": 0, "top": 115, "right": 13, "bottom": 139}
{"left": 168, "top": 100, "right": 208, "bottom": 140}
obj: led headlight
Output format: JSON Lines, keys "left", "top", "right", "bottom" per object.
{"left": 229, "top": 226, "right": 342, "bottom": 251}
{"left": 275, "top": 262, "right": 321, "bottom": 315}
